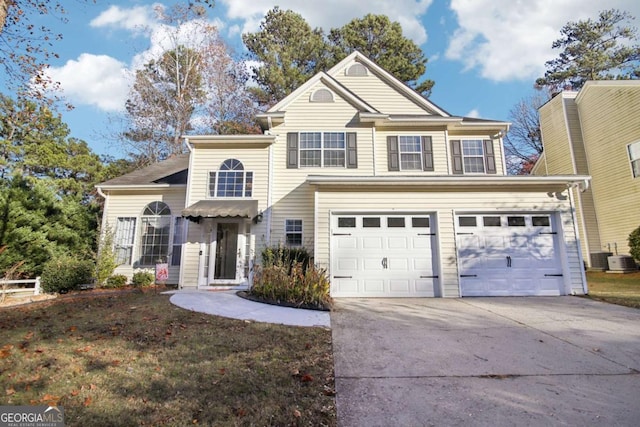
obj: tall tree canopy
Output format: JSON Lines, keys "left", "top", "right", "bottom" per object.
{"left": 328, "top": 14, "right": 433, "bottom": 96}
{"left": 243, "top": 8, "right": 433, "bottom": 107}
{"left": 0, "top": 94, "right": 107, "bottom": 276}
{"left": 536, "top": 9, "right": 640, "bottom": 92}
{"left": 242, "top": 7, "right": 330, "bottom": 106}
{"left": 123, "top": 3, "right": 257, "bottom": 164}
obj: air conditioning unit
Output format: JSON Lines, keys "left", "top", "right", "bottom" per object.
{"left": 590, "top": 252, "right": 613, "bottom": 271}
{"left": 607, "top": 255, "right": 638, "bottom": 272}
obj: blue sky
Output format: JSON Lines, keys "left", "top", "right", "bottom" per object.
{"left": 6, "top": 0, "right": 640, "bottom": 157}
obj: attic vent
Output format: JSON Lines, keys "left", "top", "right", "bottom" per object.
{"left": 310, "top": 88, "right": 334, "bottom": 103}
{"left": 346, "top": 63, "right": 368, "bottom": 76}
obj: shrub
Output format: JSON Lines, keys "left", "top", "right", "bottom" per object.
{"left": 261, "top": 245, "right": 311, "bottom": 273}
{"left": 105, "top": 274, "right": 128, "bottom": 288}
{"left": 41, "top": 255, "right": 94, "bottom": 294}
{"left": 95, "top": 225, "right": 118, "bottom": 287}
{"left": 251, "top": 261, "right": 332, "bottom": 310}
{"left": 629, "top": 225, "right": 640, "bottom": 262}
{"left": 132, "top": 271, "right": 155, "bottom": 288}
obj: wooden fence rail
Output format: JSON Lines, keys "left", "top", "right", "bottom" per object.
{"left": 0, "top": 277, "right": 41, "bottom": 299}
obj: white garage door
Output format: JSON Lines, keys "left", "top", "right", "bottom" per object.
{"left": 331, "top": 214, "right": 438, "bottom": 297}
{"left": 456, "top": 213, "right": 564, "bottom": 296}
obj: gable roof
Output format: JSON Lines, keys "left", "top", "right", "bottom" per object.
{"left": 258, "top": 50, "right": 450, "bottom": 127}
{"left": 98, "top": 154, "right": 189, "bottom": 188}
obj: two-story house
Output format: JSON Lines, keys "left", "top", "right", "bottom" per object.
{"left": 534, "top": 81, "right": 640, "bottom": 269}
{"left": 97, "top": 51, "right": 589, "bottom": 297}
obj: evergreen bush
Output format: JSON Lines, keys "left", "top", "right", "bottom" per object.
{"left": 105, "top": 274, "right": 128, "bottom": 288}
{"left": 629, "top": 225, "right": 640, "bottom": 262}
{"left": 132, "top": 271, "right": 155, "bottom": 287}
{"left": 41, "top": 255, "right": 94, "bottom": 294}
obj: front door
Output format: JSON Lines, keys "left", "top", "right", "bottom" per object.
{"left": 214, "top": 223, "right": 238, "bottom": 280}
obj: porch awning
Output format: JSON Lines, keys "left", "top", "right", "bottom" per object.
{"left": 182, "top": 200, "right": 259, "bottom": 221}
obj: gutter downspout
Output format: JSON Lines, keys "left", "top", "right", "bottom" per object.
{"left": 180, "top": 137, "right": 195, "bottom": 289}
{"left": 96, "top": 186, "right": 109, "bottom": 234}
{"left": 568, "top": 184, "right": 589, "bottom": 295}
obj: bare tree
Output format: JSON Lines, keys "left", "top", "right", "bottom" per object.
{"left": 503, "top": 92, "right": 549, "bottom": 175}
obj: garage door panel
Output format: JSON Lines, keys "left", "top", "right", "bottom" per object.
{"left": 457, "top": 213, "right": 563, "bottom": 297}
{"left": 362, "top": 237, "right": 383, "bottom": 249}
{"left": 388, "top": 237, "right": 408, "bottom": 249}
{"left": 331, "top": 213, "right": 437, "bottom": 298}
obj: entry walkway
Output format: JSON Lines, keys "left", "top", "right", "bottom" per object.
{"left": 168, "top": 290, "right": 330, "bottom": 328}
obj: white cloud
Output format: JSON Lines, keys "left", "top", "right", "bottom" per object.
{"left": 465, "top": 108, "right": 480, "bottom": 118}
{"left": 219, "top": 0, "right": 433, "bottom": 44}
{"left": 446, "top": 0, "right": 640, "bottom": 82}
{"left": 46, "top": 54, "right": 131, "bottom": 112}
{"left": 89, "top": 4, "right": 159, "bottom": 34}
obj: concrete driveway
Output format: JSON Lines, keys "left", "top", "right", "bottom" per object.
{"left": 331, "top": 297, "right": 640, "bottom": 426}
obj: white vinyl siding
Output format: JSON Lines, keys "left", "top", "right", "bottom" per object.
{"left": 101, "top": 188, "right": 187, "bottom": 285}
{"left": 315, "top": 188, "right": 583, "bottom": 297}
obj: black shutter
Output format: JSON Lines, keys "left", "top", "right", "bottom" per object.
{"left": 483, "top": 139, "right": 497, "bottom": 174}
{"left": 287, "top": 133, "right": 298, "bottom": 169}
{"left": 346, "top": 133, "right": 358, "bottom": 168}
{"left": 387, "top": 136, "right": 399, "bottom": 171}
{"left": 422, "top": 136, "right": 434, "bottom": 171}
{"left": 450, "top": 140, "right": 463, "bottom": 174}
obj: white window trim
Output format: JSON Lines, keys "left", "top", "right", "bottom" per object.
{"left": 208, "top": 160, "right": 254, "bottom": 198}
{"left": 299, "top": 132, "right": 347, "bottom": 168}
{"left": 285, "top": 219, "right": 303, "bottom": 247}
{"left": 398, "top": 135, "right": 424, "bottom": 171}
{"left": 628, "top": 141, "right": 640, "bottom": 178}
{"left": 137, "top": 203, "right": 172, "bottom": 267}
{"left": 114, "top": 217, "right": 136, "bottom": 265}
{"left": 461, "top": 139, "right": 486, "bottom": 174}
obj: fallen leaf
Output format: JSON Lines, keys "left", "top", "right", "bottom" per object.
{"left": 83, "top": 397, "right": 92, "bottom": 407}
{"left": 218, "top": 368, "right": 226, "bottom": 375}
{"left": 111, "top": 360, "right": 121, "bottom": 366}
{"left": 24, "top": 331, "right": 34, "bottom": 340}
{"left": 70, "top": 390, "right": 79, "bottom": 396}
{"left": 68, "top": 326, "right": 77, "bottom": 332}
{"left": 300, "top": 374, "right": 314, "bottom": 383}
{"left": 90, "top": 384, "right": 97, "bottom": 390}
{"left": 6, "top": 387, "right": 16, "bottom": 395}
{"left": 293, "top": 409, "right": 301, "bottom": 418}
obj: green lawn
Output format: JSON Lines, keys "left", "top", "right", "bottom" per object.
{"left": 0, "top": 290, "right": 336, "bottom": 426}
{"left": 586, "top": 270, "right": 640, "bottom": 309}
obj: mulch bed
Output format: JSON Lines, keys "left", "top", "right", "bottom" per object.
{"left": 236, "top": 291, "right": 332, "bottom": 311}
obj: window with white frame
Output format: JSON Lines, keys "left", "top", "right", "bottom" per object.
{"left": 114, "top": 217, "right": 136, "bottom": 265}
{"left": 138, "top": 201, "right": 171, "bottom": 266}
{"left": 285, "top": 219, "right": 303, "bottom": 246}
{"left": 171, "top": 217, "right": 186, "bottom": 266}
{"left": 629, "top": 141, "right": 640, "bottom": 178}
{"left": 209, "top": 159, "right": 253, "bottom": 197}
{"left": 462, "top": 140, "right": 485, "bottom": 173}
{"left": 399, "top": 136, "right": 423, "bottom": 170}
{"left": 300, "top": 132, "right": 345, "bottom": 167}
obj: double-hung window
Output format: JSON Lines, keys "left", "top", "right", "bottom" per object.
{"left": 171, "top": 217, "right": 186, "bottom": 266}
{"left": 629, "top": 141, "right": 640, "bottom": 178}
{"left": 300, "top": 132, "right": 345, "bottom": 167}
{"left": 462, "top": 140, "right": 485, "bottom": 173}
{"left": 209, "top": 159, "right": 253, "bottom": 197}
{"left": 285, "top": 219, "right": 303, "bottom": 246}
{"left": 114, "top": 217, "right": 136, "bottom": 265}
{"left": 399, "top": 136, "right": 423, "bottom": 170}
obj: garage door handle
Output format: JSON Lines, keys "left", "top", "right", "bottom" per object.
{"left": 506, "top": 255, "right": 512, "bottom": 267}
{"left": 334, "top": 276, "right": 353, "bottom": 279}
{"left": 460, "top": 274, "right": 477, "bottom": 277}
{"left": 381, "top": 257, "right": 388, "bottom": 269}
{"left": 420, "top": 275, "right": 439, "bottom": 279}
{"left": 539, "top": 232, "right": 557, "bottom": 235}
{"left": 544, "top": 274, "right": 563, "bottom": 277}
{"left": 333, "top": 233, "right": 352, "bottom": 236}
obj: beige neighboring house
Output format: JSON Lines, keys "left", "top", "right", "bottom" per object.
{"left": 534, "top": 80, "right": 640, "bottom": 268}
{"left": 97, "top": 51, "right": 590, "bottom": 297}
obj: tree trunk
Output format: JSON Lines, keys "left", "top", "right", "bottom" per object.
{"left": 0, "top": 0, "right": 10, "bottom": 35}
